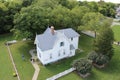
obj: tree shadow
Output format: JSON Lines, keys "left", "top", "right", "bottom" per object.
{"left": 11, "top": 41, "right": 35, "bottom": 60}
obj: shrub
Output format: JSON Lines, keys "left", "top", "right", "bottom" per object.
{"left": 88, "top": 51, "right": 109, "bottom": 66}
{"left": 72, "top": 58, "right": 92, "bottom": 75}
{"left": 88, "top": 51, "right": 98, "bottom": 63}
{"left": 95, "top": 54, "right": 109, "bottom": 66}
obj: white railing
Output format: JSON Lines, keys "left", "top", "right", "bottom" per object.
{"left": 46, "top": 67, "right": 76, "bottom": 80}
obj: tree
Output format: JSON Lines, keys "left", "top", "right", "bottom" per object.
{"left": 79, "top": 12, "right": 112, "bottom": 37}
{"left": 49, "top": 5, "right": 72, "bottom": 29}
{"left": 78, "top": 1, "right": 116, "bottom": 18}
{"left": 0, "top": 0, "right": 22, "bottom": 34}
{"left": 98, "top": 2, "right": 116, "bottom": 17}
{"left": 22, "top": 0, "right": 33, "bottom": 7}
{"left": 72, "top": 58, "right": 92, "bottom": 75}
{"left": 79, "top": 12, "right": 106, "bottom": 37}
{"left": 94, "top": 27, "right": 114, "bottom": 60}
{"left": 13, "top": 5, "right": 50, "bottom": 38}
{"left": 13, "top": 0, "right": 87, "bottom": 38}
{"left": 87, "top": 1, "right": 99, "bottom": 12}
{"left": 70, "top": 6, "right": 90, "bottom": 30}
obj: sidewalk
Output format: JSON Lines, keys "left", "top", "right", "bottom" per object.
{"left": 29, "top": 49, "right": 40, "bottom": 80}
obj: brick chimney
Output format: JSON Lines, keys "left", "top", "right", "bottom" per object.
{"left": 51, "top": 26, "right": 54, "bottom": 35}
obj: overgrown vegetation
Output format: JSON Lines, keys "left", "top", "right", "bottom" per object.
{"left": 0, "top": 0, "right": 116, "bottom": 38}
{"left": 72, "top": 58, "right": 92, "bottom": 75}
{"left": 0, "top": 0, "right": 34, "bottom": 34}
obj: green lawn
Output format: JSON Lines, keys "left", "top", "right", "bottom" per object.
{"left": 10, "top": 41, "right": 34, "bottom": 80}
{"left": 0, "top": 34, "right": 17, "bottom": 80}
{"left": 112, "top": 25, "right": 120, "bottom": 41}
{"left": 1, "top": 25, "right": 120, "bottom": 80}
{"left": 0, "top": 34, "right": 34, "bottom": 80}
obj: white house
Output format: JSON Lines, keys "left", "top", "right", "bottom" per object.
{"left": 34, "top": 26, "right": 80, "bottom": 65}
{"left": 116, "top": 6, "right": 120, "bottom": 19}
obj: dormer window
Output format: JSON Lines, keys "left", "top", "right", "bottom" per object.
{"left": 60, "top": 42, "right": 64, "bottom": 47}
{"left": 71, "top": 38, "right": 73, "bottom": 41}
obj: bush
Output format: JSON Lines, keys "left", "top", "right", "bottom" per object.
{"left": 72, "top": 58, "right": 92, "bottom": 75}
{"left": 88, "top": 51, "right": 98, "bottom": 63}
{"left": 95, "top": 54, "right": 109, "bottom": 65}
{"left": 88, "top": 51, "right": 109, "bottom": 66}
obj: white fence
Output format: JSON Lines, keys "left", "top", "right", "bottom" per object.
{"left": 46, "top": 67, "right": 76, "bottom": 80}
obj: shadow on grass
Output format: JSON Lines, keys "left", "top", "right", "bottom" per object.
{"left": 10, "top": 41, "right": 35, "bottom": 60}
{"left": 82, "top": 71, "right": 98, "bottom": 80}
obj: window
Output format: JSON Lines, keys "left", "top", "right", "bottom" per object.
{"left": 58, "top": 50, "right": 60, "bottom": 56}
{"left": 70, "top": 51, "right": 72, "bottom": 54}
{"left": 39, "top": 53, "right": 41, "bottom": 58}
{"left": 63, "top": 50, "right": 65, "bottom": 55}
{"left": 71, "top": 38, "right": 73, "bottom": 41}
{"left": 50, "top": 54, "right": 52, "bottom": 59}
{"left": 60, "top": 42, "right": 64, "bottom": 47}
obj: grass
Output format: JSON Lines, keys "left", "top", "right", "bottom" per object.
{"left": 0, "top": 33, "right": 34, "bottom": 80}
{"left": 112, "top": 25, "right": 120, "bottom": 41}
{"left": 10, "top": 41, "right": 34, "bottom": 80}
{"left": 0, "top": 33, "right": 17, "bottom": 80}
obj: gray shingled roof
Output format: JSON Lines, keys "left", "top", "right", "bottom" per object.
{"left": 57, "top": 28, "right": 80, "bottom": 38}
{"left": 36, "top": 27, "right": 80, "bottom": 51}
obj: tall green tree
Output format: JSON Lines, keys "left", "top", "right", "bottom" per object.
{"left": 0, "top": 0, "right": 22, "bottom": 34}
{"left": 98, "top": 2, "right": 116, "bottom": 17}
{"left": 13, "top": 5, "right": 50, "bottom": 38}
{"left": 49, "top": 5, "right": 72, "bottom": 29}
{"left": 94, "top": 27, "right": 114, "bottom": 60}
{"left": 71, "top": 6, "right": 90, "bottom": 30}
{"left": 79, "top": 12, "right": 112, "bottom": 37}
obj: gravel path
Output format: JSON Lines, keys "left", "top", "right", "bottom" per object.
{"left": 6, "top": 44, "right": 20, "bottom": 80}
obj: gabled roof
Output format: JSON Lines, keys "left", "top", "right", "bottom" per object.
{"left": 36, "top": 27, "right": 80, "bottom": 51}
{"left": 57, "top": 28, "right": 80, "bottom": 38}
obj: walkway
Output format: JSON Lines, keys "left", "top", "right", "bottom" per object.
{"left": 111, "top": 19, "right": 120, "bottom": 27}
{"left": 81, "top": 31, "right": 95, "bottom": 38}
{"left": 6, "top": 44, "right": 20, "bottom": 80}
{"left": 111, "top": 22, "right": 120, "bottom": 27}
{"left": 46, "top": 67, "right": 76, "bottom": 80}
{"left": 29, "top": 49, "right": 40, "bottom": 80}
